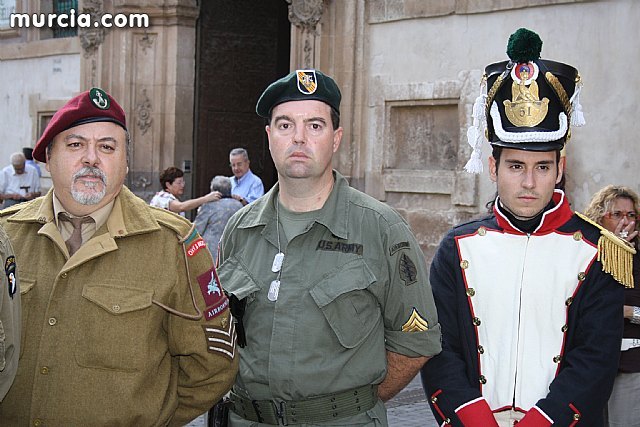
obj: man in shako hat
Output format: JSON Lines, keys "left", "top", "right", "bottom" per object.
{"left": 0, "top": 88, "right": 238, "bottom": 424}
{"left": 217, "top": 70, "right": 442, "bottom": 426}
{"left": 421, "top": 29, "right": 633, "bottom": 426}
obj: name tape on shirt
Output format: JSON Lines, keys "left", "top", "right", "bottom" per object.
{"left": 316, "top": 240, "right": 363, "bottom": 256}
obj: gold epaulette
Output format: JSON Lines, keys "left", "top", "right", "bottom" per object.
{"left": 576, "top": 212, "right": 636, "bottom": 288}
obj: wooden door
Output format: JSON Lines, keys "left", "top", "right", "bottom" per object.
{"left": 194, "top": 0, "right": 291, "bottom": 196}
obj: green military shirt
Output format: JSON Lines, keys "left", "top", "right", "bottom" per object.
{"left": 219, "top": 171, "right": 442, "bottom": 426}
{"left": 0, "top": 224, "right": 19, "bottom": 401}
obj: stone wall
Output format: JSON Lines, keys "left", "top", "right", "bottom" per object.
{"left": 312, "top": 0, "right": 639, "bottom": 261}
{"left": 1, "top": 0, "right": 637, "bottom": 263}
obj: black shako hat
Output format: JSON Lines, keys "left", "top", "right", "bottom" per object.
{"left": 464, "top": 28, "right": 585, "bottom": 173}
{"left": 256, "top": 69, "right": 341, "bottom": 118}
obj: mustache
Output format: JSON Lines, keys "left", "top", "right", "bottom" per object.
{"left": 72, "top": 166, "right": 106, "bottom": 184}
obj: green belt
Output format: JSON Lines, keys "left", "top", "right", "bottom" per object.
{"left": 230, "top": 384, "right": 378, "bottom": 425}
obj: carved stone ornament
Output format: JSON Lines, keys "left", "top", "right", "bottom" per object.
{"left": 139, "top": 30, "right": 155, "bottom": 53}
{"left": 303, "top": 37, "right": 313, "bottom": 68}
{"left": 79, "top": 0, "right": 107, "bottom": 58}
{"left": 135, "top": 89, "right": 153, "bottom": 135}
{"left": 134, "top": 174, "right": 151, "bottom": 190}
{"left": 286, "top": 0, "right": 324, "bottom": 33}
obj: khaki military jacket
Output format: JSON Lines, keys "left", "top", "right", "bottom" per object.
{"left": 0, "top": 224, "right": 19, "bottom": 401}
{"left": 0, "top": 187, "right": 238, "bottom": 426}
{"left": 219, "top": 172, "right": 442, "bottom": 426}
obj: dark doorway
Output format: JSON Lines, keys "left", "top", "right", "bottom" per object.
{"left": 194, "top": 0, "right": 290, "bottom": 198}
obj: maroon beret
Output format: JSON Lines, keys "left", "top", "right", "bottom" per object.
{"left": 33, "top": 88, "right": 127, "bottom": 162}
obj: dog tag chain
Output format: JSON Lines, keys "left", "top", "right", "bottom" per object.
{"left": 268, "top": 196, "right": 284, "bottom": 302}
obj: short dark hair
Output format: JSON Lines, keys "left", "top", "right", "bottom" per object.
{"left": 159, "top": 166, "right": 184, "bottom": 191}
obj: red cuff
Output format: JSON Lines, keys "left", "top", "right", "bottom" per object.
{"left": 456, "top": 398, "right": 499, "bottom": 427}
{"left": 516, "top": 407, "right": 552, "bottom": 427}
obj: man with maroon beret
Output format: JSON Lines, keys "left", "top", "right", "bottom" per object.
{"left": 0, "top": 88, "right": 238, "bottom": 425}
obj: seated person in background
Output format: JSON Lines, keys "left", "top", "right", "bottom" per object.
{"left": 585, "top": 185, "right": 639, "bottom": 427}
{"left": 0, "top": 152, "right": 41, "bottom": 208}
{"left": 229, "top": 147, "right": 264, "bottom": 205}
{"left": 150, "top": 166, "right": 220, "bottom": 217}
{"left": 194, "top": 175, "right": 243, "bottom": 258}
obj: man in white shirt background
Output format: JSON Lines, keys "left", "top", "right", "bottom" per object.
{"left": 229, "top": 147, "right": 264, "bottom": 205}
{"left": 0, "top": 152, "right": 40, "bottom": 208}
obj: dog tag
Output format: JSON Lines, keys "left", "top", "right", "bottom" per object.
{"left": 271, "top": 252, "right": 284, "bottom": 272}
{"left": 268, "top": 280, "right": 281, "bottom": 302}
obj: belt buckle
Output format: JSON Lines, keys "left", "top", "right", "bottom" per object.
{"left": 274, "top": 401, "right": 288, "bottom": 426}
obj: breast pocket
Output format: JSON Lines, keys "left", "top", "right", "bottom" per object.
{"left": 75, "top": 284, "right": 154, "bottom": 372}
{"left": 217, "top": 256, "right": 262, "bottom": 301}
{"left": 309, "top": 259, "right": 381, "bottom": 349}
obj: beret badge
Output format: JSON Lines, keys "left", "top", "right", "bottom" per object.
{"left": 296, "top": 70, "right": 318, "bottom": 95}
{"left": 89, "top": 87, "right": 110, "bottom": 110}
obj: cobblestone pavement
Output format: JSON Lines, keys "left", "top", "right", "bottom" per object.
{"left": 186, "top": 375, "right": 438, "bottom": 427}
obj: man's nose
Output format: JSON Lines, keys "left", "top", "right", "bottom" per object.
{"left": 82, "top": 143, "right": 100, "bottom": 166}
{"left": 293, "top": 125, "right": 306, "bottom": 144}
{"left": 522, "top": 170, "right": 535, "bottom": 189}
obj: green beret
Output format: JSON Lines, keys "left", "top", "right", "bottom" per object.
{"left": 256, "top": 69, "right": 341, "bottom": 118}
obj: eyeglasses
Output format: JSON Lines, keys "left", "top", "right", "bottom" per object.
{"left": 607, "top": 211, "right": 637, "bottom": 220}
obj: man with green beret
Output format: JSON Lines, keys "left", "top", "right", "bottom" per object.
{"left": 218, "top": 69, "right": 442, "bottom": 426}
{"left": 0, "top": 88, "right": 238, "bottom": 425}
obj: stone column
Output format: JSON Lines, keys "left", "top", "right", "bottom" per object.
{"left": 287, "top": 0, "right": 366, "bottom": 189}
{"left": 79, "top": 0, "right": 199, "bottom": 201}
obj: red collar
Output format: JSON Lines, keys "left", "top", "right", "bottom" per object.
{"left": 494, "top": 190, "right": 573, "bottom": 234}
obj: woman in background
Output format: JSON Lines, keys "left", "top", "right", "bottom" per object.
{"left": 585, "top": 185, "right": 639, "bottom": 427}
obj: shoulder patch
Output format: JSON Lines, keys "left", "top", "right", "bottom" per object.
{"left": 5, "top": 255, "right": 17, "bottom": 298}
{"left": 398, "top": 253, "right": 418, "bottom": 286}
{"left": 184, "top": 228, "right": 207, "bottom": 257}
{"left": 389, "top": 241, "right": 410, "bottom": 256}
{"left": 576, "top": 212, "right": 636, "bottom": 288}
{"left": 197, "top": 266, "right": 229, "bottom": 320}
